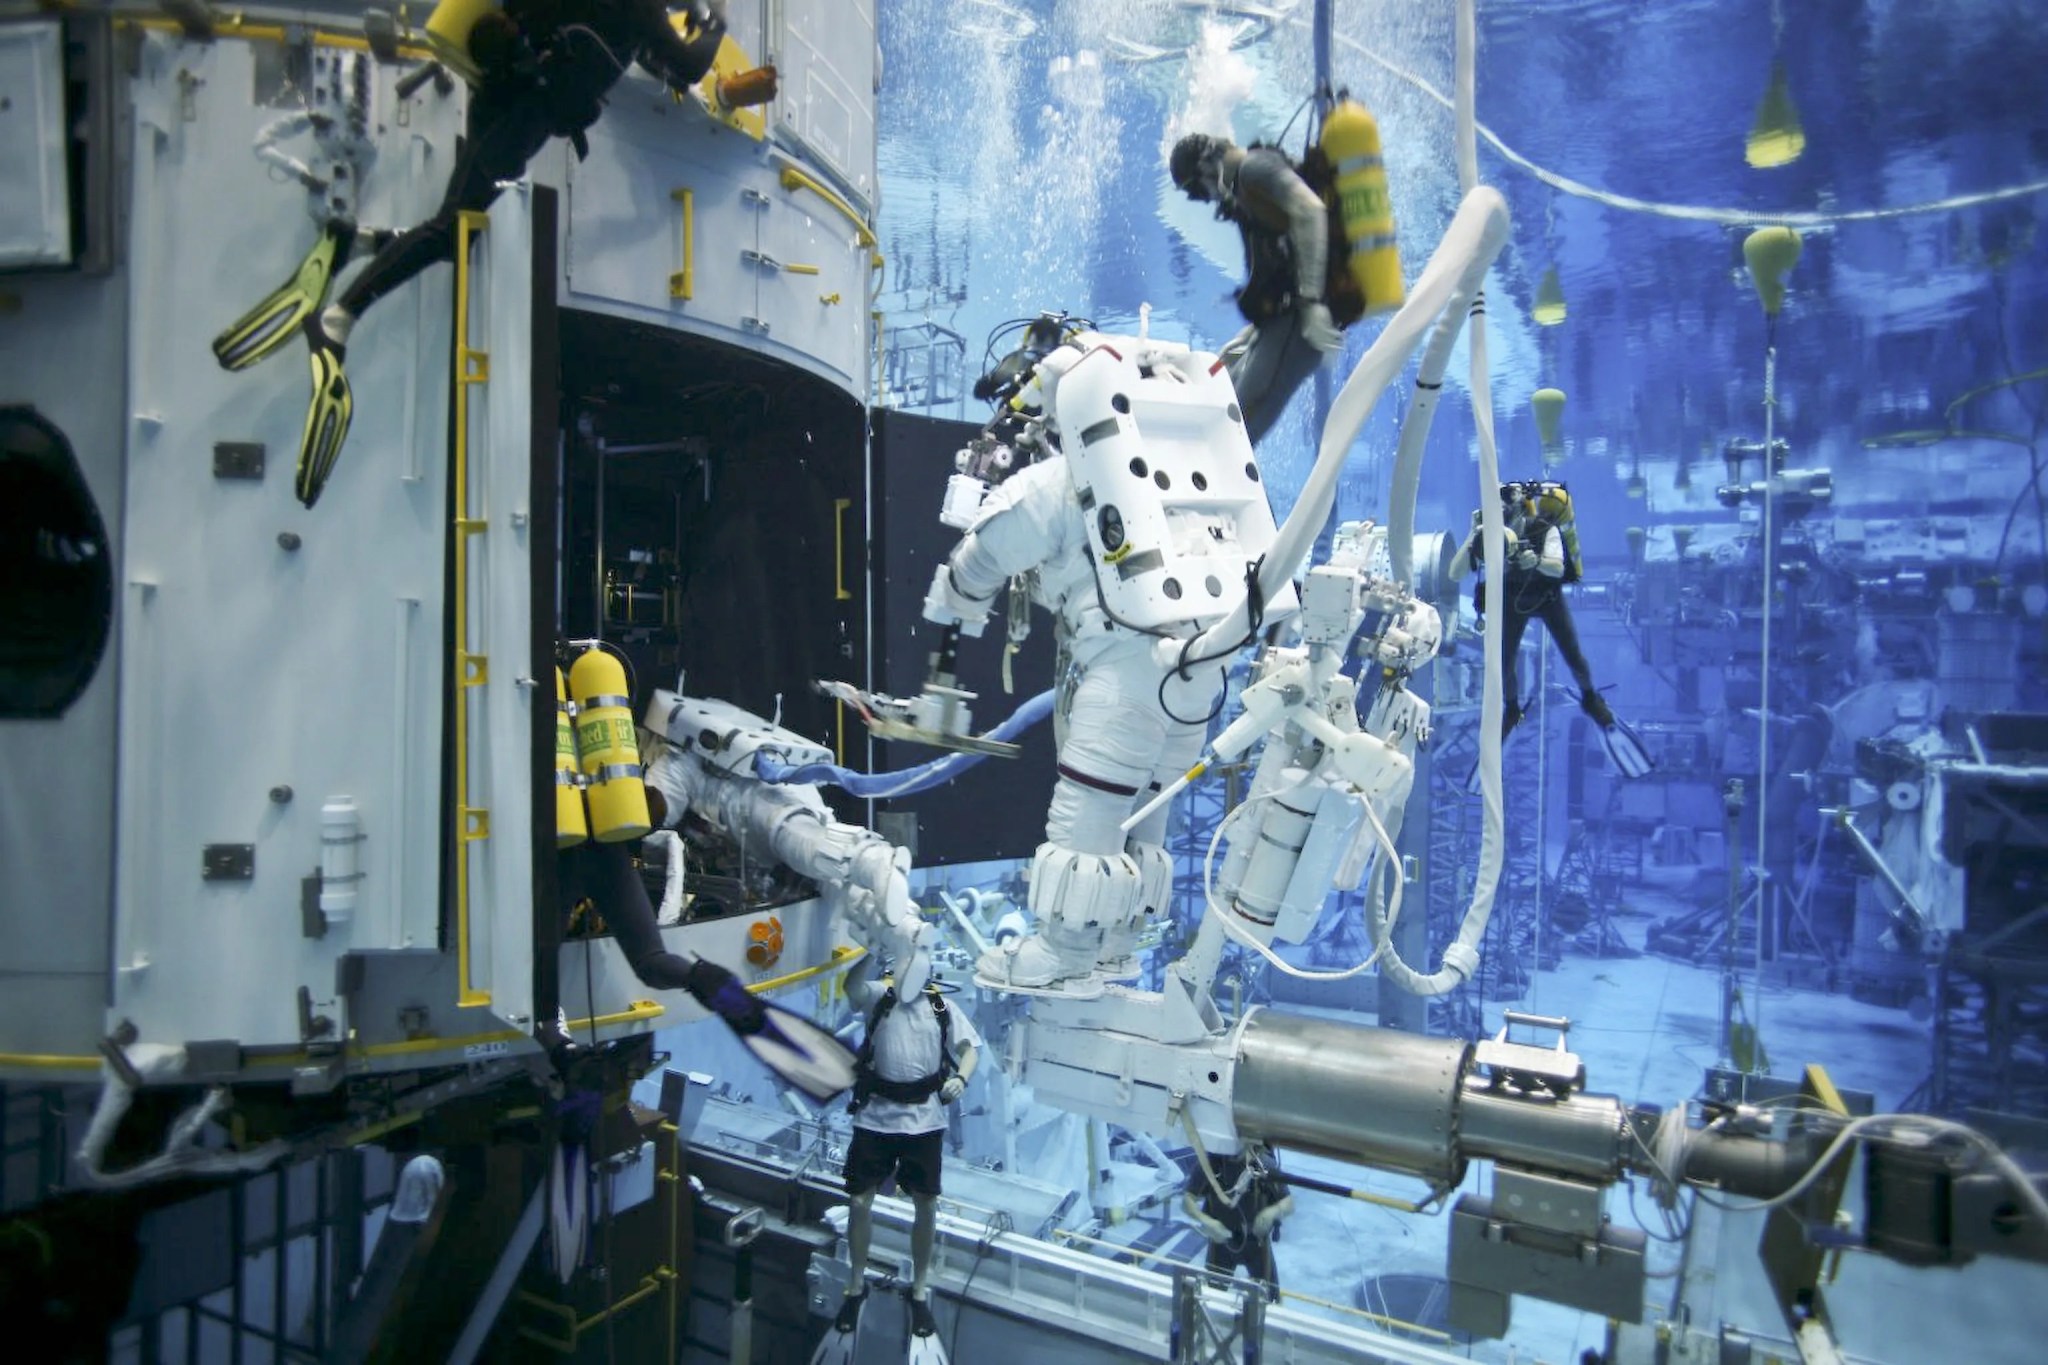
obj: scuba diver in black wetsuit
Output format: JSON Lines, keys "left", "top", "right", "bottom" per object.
{"left": 277, "top": 0, "right": 729, "bottom": 508}
{"left": 1452, "top": 481, "right": 1653, "bottom": 777}
{"left": 1183, "top": 1144, "right": 1293, "bottom": 1300}
{"left": 539, "top": 788, "right": 858, "bottom": 1101}
{"left": 1169, "top": 132, "right": 1346, "bottom": 445}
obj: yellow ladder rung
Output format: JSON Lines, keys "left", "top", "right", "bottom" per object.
{"left": 463, "top": 808, "right": 491, "bottom": 841}
{"left": 460, "top": 652, "right": 489, "bottom": 685}
{"left": 455, "top": 517, "right": 488, "bottom": 535}
{"left": 461, "top": 349, "right": 491, "bottom": 384}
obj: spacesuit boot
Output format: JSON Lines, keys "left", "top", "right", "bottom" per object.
{"left": 976, "top": 843, "right": 1148, "bottom": 990}
{"left": 1097, "top": 842, "right": 1172, "bottom": 978}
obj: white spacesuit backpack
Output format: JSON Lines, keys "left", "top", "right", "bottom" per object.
{"left": 1034, "top": 336, "right": 1297, "bottom": 634}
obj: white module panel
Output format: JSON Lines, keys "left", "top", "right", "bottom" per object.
{"left": 565, "top": 84, "right": 873, "bottom": 396}
{"left": 1061, "top": 343, "right": 1291, "bottom": 633}
{"left": 109, "top": 35, "right": 465, "bottom": 1050}
{"left": 774, "top": 0, "right": 878, "bottom": 210}
{"left": 0, "top": 19, "right": 71, "bottom": 268}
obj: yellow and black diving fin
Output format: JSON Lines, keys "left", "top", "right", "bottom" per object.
{"left": 212, "top": 221, "right": 356, "bottom": 373}
{"left": 293, "top": 319, "right": 354, "bottom": 508}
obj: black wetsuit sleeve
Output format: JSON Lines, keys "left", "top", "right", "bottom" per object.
{"left": 632, "top": 0, "right": 726, "bottom": 88}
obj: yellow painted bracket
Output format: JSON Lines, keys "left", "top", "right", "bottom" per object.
{"left": 1757, "top": 1063, "right": 1856, "bottom": 1344}
{"left": 833, "top": 497, "right": 854, "bottom": 601}
{"left": 691, "top": 34, "right": 770, "bottom": 141}
{"left": 669, "top": 188, "right": 694, "bottom": 300}
{"left": 453, "top": 207, "right": 491, "bottom": 1008}
{"left": 778, "top": 165, "right": 876, "bottom": 249}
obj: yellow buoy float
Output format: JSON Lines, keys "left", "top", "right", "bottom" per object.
{"left": 1533, "top": 387, "right": 1567, "bottom": 451}
{"left": 1533, "top": 266, "right": 1567, "bottom": 326}
{"left": 1743, "top": 226, "right": 1803, "bottom": 317}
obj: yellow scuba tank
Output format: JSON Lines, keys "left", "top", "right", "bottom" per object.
{"left": 1319, "top": 99, "right": 1404, "bottom": 317}
{"left": 555, "top": 667, "right": 588, "bottom": 849}
{"left": 423, "top": 0, "right": 502, "bottom": 84}
{"left": 1531, "top": 482, "right": 1584, "bottom": 583}
{"left": 569, "top": 647, "right": 651, "bottom": 843}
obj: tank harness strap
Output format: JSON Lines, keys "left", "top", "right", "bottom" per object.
{"left": 847, "top": 986, "right": 954, "bottom": 1113}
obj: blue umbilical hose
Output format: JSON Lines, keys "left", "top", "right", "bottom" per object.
{"left": 753, "top": 690, "right": 1055, "bottom": 797}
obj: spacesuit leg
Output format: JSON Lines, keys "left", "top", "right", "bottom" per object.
{"left": 978, "top": 641, "right": 1186, "bottom": 989}
{"left": 1096, "top": 722, "right": 1205, "bottom": 975}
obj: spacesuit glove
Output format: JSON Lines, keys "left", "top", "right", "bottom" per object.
{"left": 939, "top": 1075, "right": 966, "bottom": 1103}
{"left": 1300, "top": 301, "right": 1342, "bottom": 353}
{"left": 922, "top": 563, "right": 991, "bottom": 636}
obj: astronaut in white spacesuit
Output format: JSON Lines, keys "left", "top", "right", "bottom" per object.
{"left": 927, "top": 461, "right": 1210, "bottom": 988}
{"left": 925, "top": 331, "right": 1286, "bottom": 992}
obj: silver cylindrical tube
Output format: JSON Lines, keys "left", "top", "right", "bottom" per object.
{"left": 1458, "top": 1084, "right": 1629, "bottom": 1182}
{"left": 1233, "top": 1011, "right": 1472, "bottom": 1183}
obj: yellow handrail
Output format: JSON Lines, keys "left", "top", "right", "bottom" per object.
{"left": 517, "top": 1275, "right": 666, "bottom": 1352}
{"left": 353, "top": 999, "right": 666, "bottom": 1058}
{"left": 777, "top": 166, "right": 877, "bottom": 249}
{"left": 0, "top": 1001, "right": 670, "bottom": 1081}
{"left": 0, "top": 1051, "right": 100, "bottom": 1072}
{"left": 453, "top": 208, "right": 492, "bottom": 1008}
{"left": 120, "top": 12, "right": 435, "bottom": 60}
{"left": 747, "top": 944, "right": 864, "bottom": 995}
{"left": 669, "top": 188, "right": 694, "bottom": 300}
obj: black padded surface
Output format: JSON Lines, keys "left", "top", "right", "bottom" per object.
{"left": 871, "top": 408, "right": 1059, "bottom": 866}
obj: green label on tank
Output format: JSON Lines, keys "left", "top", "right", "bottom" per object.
{"left": 576, "top": 716, "right": 638, "bottom": 760}
{"left": 1342, "top": 184, "right": 1390, "bottom": 224}
{"left": 557, "top": 723, "right": 578, "bottom": 759}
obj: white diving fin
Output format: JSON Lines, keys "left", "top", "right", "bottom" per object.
{"left": 1598, "top": 716, "right": 1656, "bottom": 779}
{"left": 907, "top": 1295, "right": 950, "bottom": 1365}
{"left": 810, "top": 1289, "right": 866, "bottom": 1365}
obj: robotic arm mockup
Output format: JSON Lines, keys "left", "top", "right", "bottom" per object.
{"left": 643, "top": 693, "right": 925, "bottom": 968}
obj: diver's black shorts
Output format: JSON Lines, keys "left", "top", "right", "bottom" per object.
{"left": 842, "top": 1127, "right": 944, "bottom": 1199}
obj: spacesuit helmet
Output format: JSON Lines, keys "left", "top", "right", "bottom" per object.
{"left": 1171, "top": 133, "right": 1229, "bottom": 202}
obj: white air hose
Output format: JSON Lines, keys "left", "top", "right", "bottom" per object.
{"left": 1178, "top": 184, "right": 1513, "bottom": 668}
{"left": 1354, "top": 0, "right": 1504, "bottom": 997}
{"left": 77, "top": 1043, "right": 290, "bottom": 1189}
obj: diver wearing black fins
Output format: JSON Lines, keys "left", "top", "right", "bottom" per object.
{"left": 273, "top": 0, "right": 729, "bottom": 508}
{"left": 1453, "top": 481, "right": 1654, "bottom": 779}
{"left": 543, "top": 828, "right": 859, "bottom": 1098}
{"left": 211, "top": 49, "right": 395, "bottom": 374}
